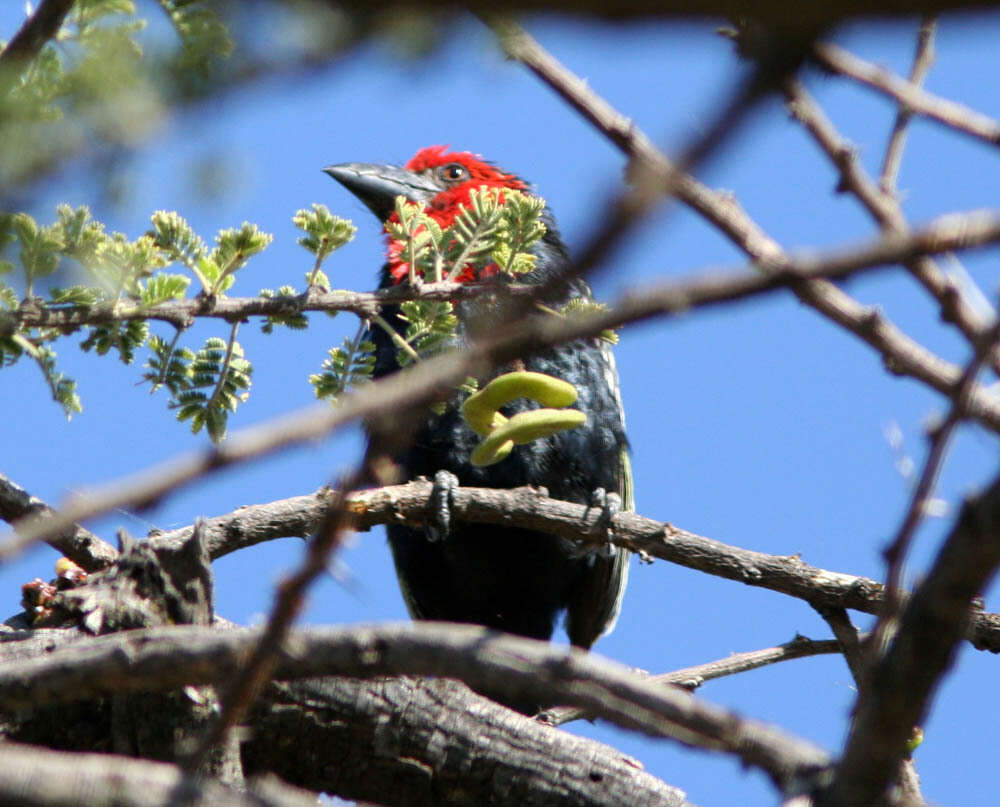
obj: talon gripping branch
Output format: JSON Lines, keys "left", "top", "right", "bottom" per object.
{"left": 326, "top": 146, "right": 631, "bottom": 652}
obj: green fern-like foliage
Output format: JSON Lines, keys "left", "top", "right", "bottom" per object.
{"left": 376, "top": 187, "right": 548, "bottom": 367}
{"left": 142, "top": 334, "right": 195, "bottom": 395}
{"left": 149, "top": 211, "right": 208, "bottom": 273}
{"left": 385, "top": 188, "right": 546, "bottom": 285}
{"left": 260, "top": 286, "right": 310, "bottom": 333}
{"left": 385, "top": 196, "right": 444, "bottom": 283}
{"left": 440, "top": 190, "right": 507, "bottom": 281}
{"left": 9, "top": 336, "right": 82, "bottom": 418}
{"left": 157, "top": 0, "right": 235, "bottom": 78}
{"left": 11, "top": 213, "right": 64, "bottom": 297}
{"left": 294, "top": 204, "right": 357, "bottom": 287}
{"left": 310, "top": 331, "right": 376, "bottom": 402}
{"left": 140, "top": 272, "right": 192, "bottom": 306}
{"left": 491, "top": 189, "right": 547, "bottom": 275}
{"left": 204, "top": 223, "right": 273, "bottom": 295}
{"left": 149, "top": 214, "right": 272, "bottom": 296}
{"left": 172, "top": 335, "right": 252, "bottom": 442}
{"left": 80, "top": 319, "right": 150, "bottom": 364}
{"left": 0, "top": 0, "right": 149, "bottom": 188}
{"left": 395, "top": 300, "right": 458, "bottom": 367}
{"left": 558, "top": 298, "right": 619, "bottom": 344}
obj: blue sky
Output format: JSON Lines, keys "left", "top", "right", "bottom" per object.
{"left": 3, "top": 6, "right": 1000, "bottom": 805}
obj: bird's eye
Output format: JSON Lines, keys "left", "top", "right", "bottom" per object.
{"left": 438, "top": 163, "right": 467, "bottom": 183}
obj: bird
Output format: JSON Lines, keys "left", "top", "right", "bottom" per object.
{"left": 324, "top": 146, "right": 630, "bottom": 653}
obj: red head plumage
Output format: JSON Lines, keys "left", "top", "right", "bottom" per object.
{"left": 325, "top": 146, "right": 534, "bottom": 284}
{"left": 386, "top": 147, "right": 530, "bottom": 282}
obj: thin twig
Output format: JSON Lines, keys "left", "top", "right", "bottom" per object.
{"left": 813, "top": 607, "right": 926, "bottom": 806}
{"left": 1, "top": 281, "right": 474, "bottom": 331}
{"left": 203, "top": 321, "right": 241, "bottom": 417}
{"left": 537, "top": 634, "right": 843, "bottom": 727}
{"left": 871, "top": 313, "right": 1000, "bottom": 666}
{"left": 812, "top": 606, "right": 866, "bottom": 685}
{"left": 880, "top": 17, "right": 937, "bottom": 194}
{"left": 782, "top": 74, "right": 1000, "bottom": 377}
{"left": 826, "top": 468, "right": 1000, "bottom": 806}
{"left": 814, "top": 39, "right": 1000, "bottom": 149}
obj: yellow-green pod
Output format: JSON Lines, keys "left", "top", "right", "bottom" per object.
{"left": 462, "top": 407, "right": 508, "bottom": 438}
{"left": 462, "top": 371, "right": 578, "bottom": 436}
{"left": 470, "top": 408, "right": 586, "bottom": 466}
{"left": 470, "top": 433, "right": 515, "bottom": 467}
{"left": 503, "top": 408, "right": 587, "bottom": 444}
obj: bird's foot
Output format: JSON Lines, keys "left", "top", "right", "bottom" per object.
{"left": 561, "top": 487, "right": 622, "bottom": 558}
{"left": 426, "top": 470, "right": 459, "bottom": 543}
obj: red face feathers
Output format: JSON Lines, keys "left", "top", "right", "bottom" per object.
{"left": 385, "top": 147, "right": 530, "bottom": 283}
{"left": 324, "top": 146, "right": 534, "bottom": 284}
{"left": 403, "top": 146, "right": 528, "bottom": 225}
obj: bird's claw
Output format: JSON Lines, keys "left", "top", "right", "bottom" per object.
{"left": 426, "top": 470, "right": 459, "bottom": 543}
{"left": 590, "top": 487, "right": 621, "bottom": 558}
{"left": 591, "top": 486, "right": 622, "bottom": 518}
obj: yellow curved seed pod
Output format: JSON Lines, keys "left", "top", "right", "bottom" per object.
{"left": 470, "top": 408, "right": 587, "bottom": 467}
{"left": 470, "top": 434, "right": 515, "bottom": 467}
{"left": 462, "top": 371, "right": 578, "bottom": 436}
{"left": 504, "top": 408, "right": 587, "bottom": 444}
{"left": 463, "top": 407, "right": 508, "bottom": 438}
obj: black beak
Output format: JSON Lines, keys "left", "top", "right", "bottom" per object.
{"left": 323, "top": 162, "right": 442, "bottom": 222}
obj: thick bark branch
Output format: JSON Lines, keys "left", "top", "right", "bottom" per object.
{"left": 0, "top": 740, "right": 318, "bottom": 807}
{"left": 0, "top": 628, "right": 690, "bottom": 807}
{"left": 247, "top": 676, "right": 690, "bottom": 807}
{"left": 0, "top": 622, "right": 829, "bottom": 790}
{"left": 0, "top": 472, "right": 117, "bottom": 570}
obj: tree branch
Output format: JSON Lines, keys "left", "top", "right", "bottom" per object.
{"left": 1, "top": 280, "right": 489, "bottom": 332}
{"left": 814, "top": 39, "right": 1000, "bottom": 148}
{"left": 145, "top": 481, "right": 1000, "bottom": 653}
{"left": 0, "top": 472, "right": 117, "bottom": 570}
{"left": 485, "top": 18, "right": 1000, "bottom": 445}
{"left": 824, "top": 469, "right": 1000, "bottom": 805}
{"left": 0, "top": 0, "right": 73, "bottom": 71}
{"left": 537, "top": 634, "right": 843, "bottom": 727}
{"left": 0, "top": 740, "right": 317, "bottom": 807}
{"left": 6, "top": 206, "right": 1000, "bottom": 560}
{"left": 0, "top": 628, "right": 690, "bottom": 807}
{"left": 879, "top": 17, "right": 937, "bottom": 194}
{"left": 0, "top": 621, "right": 830, "bottom": 791}
{"left": 182, "top": 453, "right": 378, "bottom": 772}
{"left": 875, "top": 317, "right": 1000, "bottom": 647}
{"left": 782, "top": 73, "right": 1000, "bottom": 377}
{"left": 249, "top": 675, "right": 691, "bottom": 807}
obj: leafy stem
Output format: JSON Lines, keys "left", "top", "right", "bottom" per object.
{"left": 372, "top": 313, "right": 421, "bottom": 364}
{"left": 149, "top": 327, "right": 186, "bottom": 391}
{"left": 205, "top": 320, "right": 241, "bottom": 414}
